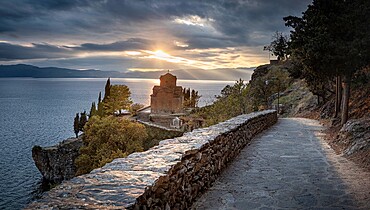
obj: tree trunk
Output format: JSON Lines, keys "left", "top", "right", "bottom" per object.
{"left": 334, "top": 76, "right": 342, "bottom": 118}
{"left": 341, "top": 75, "right": 351, "bottom": 125}
{"left": 317, "top": 95, "right": 320, "bottom": 105}
{"left": 338, "top": 76, "right": 342, "bottom": 115}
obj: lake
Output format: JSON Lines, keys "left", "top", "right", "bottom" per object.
{"left": 0, "top": 78, "right": 235, "bottom": 209}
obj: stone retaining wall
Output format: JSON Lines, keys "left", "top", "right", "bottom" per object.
{"left": 27, "top": 110, "right": 277, "bottom": 209}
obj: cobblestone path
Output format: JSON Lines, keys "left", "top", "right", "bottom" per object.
{"left": 193, "top": 118, "right": 370, "bottom": 210}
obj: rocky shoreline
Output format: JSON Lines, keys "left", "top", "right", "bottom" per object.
{"left": 32, "top": 138, "right": 83, "bottom": 183}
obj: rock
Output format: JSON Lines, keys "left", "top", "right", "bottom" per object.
{"left": 337, "top": 118, "right": 370, "bottom": 156}
{"left": 32, "top": 137, "right": 83, "bottom": 183}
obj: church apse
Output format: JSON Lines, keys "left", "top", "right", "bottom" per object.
{"left": 150, "top": 73, "right": 184, "bottom": 114}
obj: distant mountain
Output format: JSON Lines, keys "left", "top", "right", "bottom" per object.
{"left": 0, "top": 64, "right": 256, "bottom": 81}
{"left": 0, "top": 64, "right": 124, "bottom": 78}
{"left": 124, "top": 68, "right": 255, "bottom": 81}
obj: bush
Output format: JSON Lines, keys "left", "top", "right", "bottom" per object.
{"left": 130, "top": 103, "right": 145, "bottom": 116}
{"left": 192, "top": 79, "right": 251, "bottom": 126}
{"left": 75, "top": 116, "right": 147, "bottom": 175}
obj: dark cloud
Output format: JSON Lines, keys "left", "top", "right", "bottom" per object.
{"left": 70, "top": 38, "right": 152, "bottom": 51}
{"left": 27, "top": 55, "right": 187, "bottom": 72}
{"left": 0, "top": 0, "right": 311, "bottom": 42}
{"left": 0, "top": 42, "right": 72, "bottom": 60}
{"left": 0, "top": 39, "right": 155, "bottom": 61}
{"left": 29, "top": 0, "right": 90, "bottom": 10}
{"left": 0, "top": 0, "right": 312, "bottom": 69}
{"left": 183, "top": 36, "right": 236, "bottom": 50}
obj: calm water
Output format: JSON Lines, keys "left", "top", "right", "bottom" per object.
{"left": 0, "top": 78, "right": 234, "bottom": 209}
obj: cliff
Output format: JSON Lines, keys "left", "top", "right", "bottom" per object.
{"left": 32, "top": 138, "right": 83, "bottom": 183}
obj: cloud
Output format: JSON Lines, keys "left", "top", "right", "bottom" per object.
{"left": 69, "top": 38, "right": 153, "bottom": 51}
{"left": 0, "top": 0, "right": 311, "bottom": 44}
{"left": 0, "top": 42, "right": 72, "bottom": 60}
{"left": 0, "top": 0, "right": 312, "bottom": 70}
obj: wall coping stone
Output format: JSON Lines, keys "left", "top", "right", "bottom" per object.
{"left": 26, "top": 110, "right": 277, "bottom": 209}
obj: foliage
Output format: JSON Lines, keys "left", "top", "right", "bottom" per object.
{"left": 193, "top": 79, "right": 250, "bottom": 126}
{"left": 103, "top": 78, "right": 111, "bottom": 101}
{"left": 103, "top": 85, "right": 132, "bottom": 115}
{"left": 79, "top": 111, "right": 88, "bottom": 132}
{"left": 352, "top": 66, "right": 370, "bottom": 89}
{"left": 98, "top": 92, "right": 102, "bottom": 103}
{"left": 73, "top": 113, "right": 79, "bottom": 138}
{"left": 284, "top": 0, "right": 370, "bottom": 124}
{"left": 264, "top": 31, "right": 289, "bottom": 61}
{"left": 248, "top": 66, "right": 292, "bottom": 109}
{"left": 97, "top": 91, "right": 104, "bottom": 117}
{"left": 130, "top": 103, "right": 145, "bottom": 116}
{"left": 183, "top": 88, "right": 201, "bottom": 108}
{"left": 75, "top": 116, "right": 147, "bottom": 175}
{"left": 89, "top": 102, "right": 97, "bottom": 117}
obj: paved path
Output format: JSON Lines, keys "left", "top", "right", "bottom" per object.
{"left": 193, "top": 118, "right": 370, "bottom": 210}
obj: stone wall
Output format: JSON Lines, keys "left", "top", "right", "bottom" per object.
{"left": 32, "top": 137, "right": 83, "bottom": 183}
{"left": 27, "top": 110, "right": 277, "bottom": 209}
{"left": 140, "top": 120, "right": 184, "bottom": 150}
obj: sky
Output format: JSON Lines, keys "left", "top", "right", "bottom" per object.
{"left": 0, "top": 0, "right": 312, "bottom": 73}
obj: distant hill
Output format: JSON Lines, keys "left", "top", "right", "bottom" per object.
{"left": 0, "top": 64, "right": 255, "bottom": 81}
{"left": 0, "top": 64, "right": 124, "bottom": 78}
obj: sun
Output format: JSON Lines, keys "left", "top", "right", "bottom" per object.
{"left": 153, "top": 50, "right": 170, "bottom": 59}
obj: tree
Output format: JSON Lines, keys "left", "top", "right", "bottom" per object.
{"left": 183, "top": 88, "right": 201, "bottom": 108}
{"left": 89, "top": 102, "right": 97, "bottom": 117}
{"left": 79, "top": 111, "right": 88, "bottom": 132}
{"left": 284, "top": 0, "right": 370, "bottom": 124}
{"left": 130, "top": 103, "right": 145, "bottom": 116}
{"left": 96, "top": 91, "right": 105, "bottom": 117}
{"left": 98, "top": 92, "right": 102, "bottom": 103}
{"left": 193, "top": 79, "right": 250, "bottom": 126}
{"left": 191, "top": 90, "right": 201, "bottom": 107}
{"left": 264, "top": 31, "right": 289, "bottom": 61}
{"left": 73, "top": 113, "right": 79, "bottom": 138}
{"left": 183, "top": 88, "right": 191, "bottom": 107}
{"left": 103, "top": 85, "right": 132, "bottom": 115}
{"left": 75, "top": 116, "right": 147, "bottom": 175}
{"left": 103, "top": 78, "right": 111, "bottom": 102}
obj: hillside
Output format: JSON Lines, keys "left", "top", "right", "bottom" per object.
{"left": 252, "top": 63, "right": 370, "bottom": 171}
{"left": 0, "top": 64, "right": 123, "bottom": 78}
{"left": 0, "top": 64, "right": 254, "bottom": 80}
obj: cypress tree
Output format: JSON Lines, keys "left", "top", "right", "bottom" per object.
{"left": 97, "top": 91, "right": 105, "bottom": 117}
{"left": 98, "top": 92, "right": 102, "bottom": 103}
{"left": 79, "top": 111, "right": 88, "bottom": 132}
{"left": 89, "top": 102, "right": 97, "bottom": 117}
{"left": 73, "top": 113, "right": 80, "bottom": 138}
{"left": 97, "top": 101, "right": 104, "bottom": 117}
{"left": 103, "top": 78, "right": 111, "bottom": 102}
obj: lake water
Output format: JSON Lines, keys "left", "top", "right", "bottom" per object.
{"left": 0, "top": 78, "right": 234, "bottom": 209}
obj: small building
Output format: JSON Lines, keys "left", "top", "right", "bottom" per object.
{"left": 270, "top": 59, "right": 279, "bottom": 65}
{"left": 150, "top": 73, "right": 184, "bottom": 114}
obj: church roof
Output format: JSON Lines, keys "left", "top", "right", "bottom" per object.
{"left": 160, "top": 72, "right": 176, "bottom": 79}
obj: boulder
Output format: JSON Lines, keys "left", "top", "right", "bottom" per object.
{"left": 32, "top": 138, "right": 83, "bottom": 183}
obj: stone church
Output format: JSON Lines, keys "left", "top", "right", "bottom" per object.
{"left": 150, "top": 72, "right": 183, "bottom": 114}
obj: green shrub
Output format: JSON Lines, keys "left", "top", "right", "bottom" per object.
{"left": 75, "top": 116, "right": 147, "bottom": 175}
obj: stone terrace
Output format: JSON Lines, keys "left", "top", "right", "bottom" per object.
{"left": 27, "top": 110, "right": 277, "bottom": 209}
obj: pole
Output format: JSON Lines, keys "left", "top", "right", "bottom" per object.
{"left": 277, "top": 82, "right": 280, "bottom": 115}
